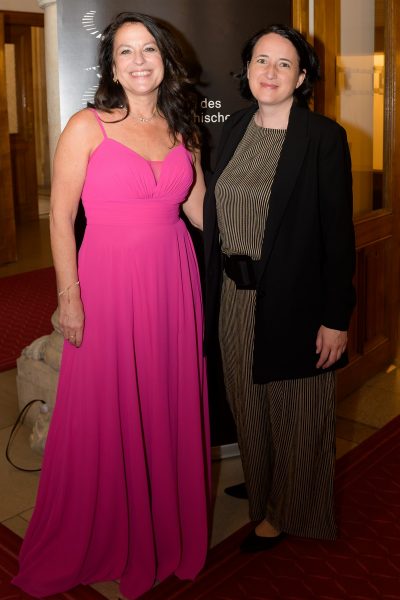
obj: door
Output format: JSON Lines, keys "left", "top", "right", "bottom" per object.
{"left": 0, "top": 13, "right": 16, "bottom": 265}
{"left": 3, "top": 11, "right": 44, "bottom": 223}
{"left": 294, "top": 0, "right": 400, "bottom": 398}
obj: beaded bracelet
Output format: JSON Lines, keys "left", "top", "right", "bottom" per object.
{"left": 58, "top": 280, "right": 80, "bottom": 297}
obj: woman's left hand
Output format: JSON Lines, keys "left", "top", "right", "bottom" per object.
{"left": 315, "top": 325, "right": 348, "bottom": 369}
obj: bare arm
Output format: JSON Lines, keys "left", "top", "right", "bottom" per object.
{"left": 50, "top": 111, "right": 95, "bottom": 347}
{"left": 182, "top": 150, "right": 206, "bottom": 230}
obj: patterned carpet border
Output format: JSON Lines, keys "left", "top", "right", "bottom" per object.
{"left": 0, "top": 522, "right": 105, "bottom": 599}
{"left": 0, "top": 267, "right": 57, "bottom": 373}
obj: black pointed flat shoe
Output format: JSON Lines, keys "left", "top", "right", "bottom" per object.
{"left": 240, "top": 529, "right": 286, "bottom": 553}
{"left": 224, "top": 482, "right": 248, "bottom": 499}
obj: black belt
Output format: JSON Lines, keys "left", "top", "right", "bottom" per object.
{"left": 222, "top": 254, "right": 260, "bottom": 290}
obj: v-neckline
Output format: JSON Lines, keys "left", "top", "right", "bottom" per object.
{"left": 89, "top": 138, "right": 188, "bottom": 191}
{"left": 105, "top": 138, "right": 183, "bottom": 164}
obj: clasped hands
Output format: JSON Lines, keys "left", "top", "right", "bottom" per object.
{"left": 316, "top": 325, "right": 347, "bottom": 369}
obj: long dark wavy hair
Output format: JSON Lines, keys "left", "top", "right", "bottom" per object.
{"left": 239, "top": 24, "right": 320, "bottom": 107}
{"left": 93, "top": 12, "right": 200, "bottom": 150}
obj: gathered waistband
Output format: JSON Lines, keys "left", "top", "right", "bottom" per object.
{"left": 84, "top": 201, "right": 180, "bottom": 226}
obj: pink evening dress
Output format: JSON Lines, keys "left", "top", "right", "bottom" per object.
{"left": 12, "top": 109, "right": 210, "bottom": 600}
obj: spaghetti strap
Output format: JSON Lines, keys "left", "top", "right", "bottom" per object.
{"left": 90, "top": 108, "right": 108, "bottom": 138}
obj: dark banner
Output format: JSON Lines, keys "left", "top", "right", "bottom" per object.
{"left": 58, "top": 0, "right": 291, "bottom": 165}
{"left": 57, "top": 0, "right": 292, "bottom": 445}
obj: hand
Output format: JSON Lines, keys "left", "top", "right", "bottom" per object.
{"left": 315, "top": 325, "right": 347, "bottom": 369}
{"left": 58, "top": 296, "right": 85, "bottom": 347}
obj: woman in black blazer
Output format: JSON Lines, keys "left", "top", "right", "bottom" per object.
{"left": 204, "top": 25, "right": 356, "bottom": 552}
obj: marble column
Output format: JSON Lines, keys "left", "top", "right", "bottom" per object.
{"left": 37, "top": 0, "right": 61, "bottom": 168}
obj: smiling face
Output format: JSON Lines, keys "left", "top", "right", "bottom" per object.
{"left": 247, "top": 32, "right": 306, "bottom": 111}
{"left": 112, "top": 22, "right": 164, "bottom": 98}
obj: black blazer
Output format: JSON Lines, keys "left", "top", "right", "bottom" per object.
{"left": 204, "top": 103, "right": 356, "bottom": 383}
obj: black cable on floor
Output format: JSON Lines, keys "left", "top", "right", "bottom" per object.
{"left": 5, "top": 399, "right": 46, "bottom": 472}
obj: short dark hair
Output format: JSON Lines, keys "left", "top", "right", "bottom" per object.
{"left": 239, "top": 24, "right": 320, "bottom": 107}
{"left": 93, "top": 12, "right": 200, "bottom": 149}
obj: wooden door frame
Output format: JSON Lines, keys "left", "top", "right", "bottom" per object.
{"left": 0, "top": 13, "right": 16, "bottom": 265}
{"left": 1, "top": 10, "right": 44, "bottom": 224}
{"left": 375, "top": 0, "right": 400, "bottom": 367}
{"left": 292, "top": 0, "right": 310, "bottom": 40}
{"left": 293, "top": 0, "right": 400, "bottom": 397}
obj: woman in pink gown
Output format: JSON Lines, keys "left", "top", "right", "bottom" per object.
{"left": 13, "top": 12, "right": 210, "bottom": 600}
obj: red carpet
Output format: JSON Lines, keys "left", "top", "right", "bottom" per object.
{"left": 0, "top": 268, "right": 57, "bottom": 373}
{"left": 140, "top": 415, "right": 400, "bottom": 599}
{"left": 0, "top": 522, "right": 105, "bottom": 599}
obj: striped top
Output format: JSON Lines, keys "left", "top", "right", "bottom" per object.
{"left": 215, "top": 116, "right": 286, "bottom": 260}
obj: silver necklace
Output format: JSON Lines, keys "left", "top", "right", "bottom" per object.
{"left": 127, "top": 106, "right": 157, "bottom": 123}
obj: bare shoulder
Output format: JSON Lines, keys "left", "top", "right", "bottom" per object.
{"left": 57, "top": 108, "right": 103, "bottom": 155}
{"left": 62, "top": 108, "right": 99, "bottom": 137}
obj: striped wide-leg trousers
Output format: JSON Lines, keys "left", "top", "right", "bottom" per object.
{"left": 219, "top": 274, "right": 337, "bottom": 540}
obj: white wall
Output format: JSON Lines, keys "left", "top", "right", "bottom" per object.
{"left": 0, "top": 0, "right": 43, "bottom": 12}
